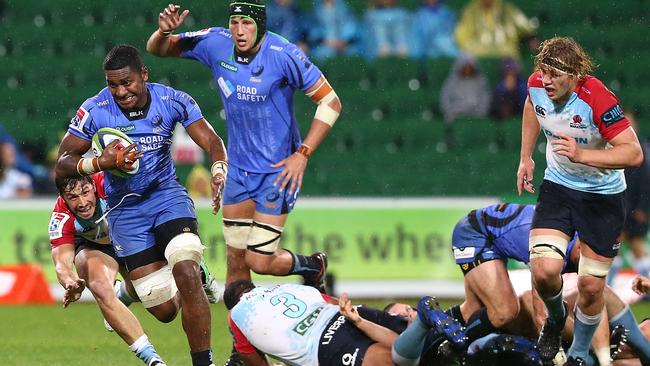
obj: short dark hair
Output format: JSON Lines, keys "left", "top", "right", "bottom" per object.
{"left": 55, "top": 175, "right": 93, "bottom": 196}
{"left": 223, "top": 279, "right": 256, "bottom": 310}
{"left": 103, "top": 45, "right": 145, "bottom": 72}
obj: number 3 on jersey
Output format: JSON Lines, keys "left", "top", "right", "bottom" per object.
{"left": 270, "top": 293, "right": 307, "bottom": 318}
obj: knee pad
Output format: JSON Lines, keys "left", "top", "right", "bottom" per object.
{"left": 223, "top": 219, "right": 253, "bottom": 249}
{"left": 578, "top": 256, "right": 612, "bottom": 277}
{"left": 164, "top": 232, "right": 204, "bottom": 268}
{"left": 246, "top": 222, "right": 283, "bottom": 255}
{"left": 132, "top": 265, "right": 178, "bottom": 308}
{"left": 529, "top": 235, "right": 569, "bottom": 260}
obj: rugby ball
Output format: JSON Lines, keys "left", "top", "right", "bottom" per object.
{"left": 91, "top": 127, "right": 140, "bottom": 177}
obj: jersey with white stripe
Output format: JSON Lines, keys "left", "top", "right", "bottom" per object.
{"left": 66, "top": 83, "right": 203, "bottom": 203}
{"left": 527, "top": 71, "right": 630, "bottom": 193}
{"left": 178, "top": 28, "right": 323, "bottom": 173}
{"left": 229, "top": 284, "right": 339, "bottom": 366}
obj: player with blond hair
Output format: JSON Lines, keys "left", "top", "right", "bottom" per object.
{"left": 516, "top": 36, "right": 644, "bottom": 365}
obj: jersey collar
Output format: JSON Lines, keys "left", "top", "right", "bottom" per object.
{"left": 118, "top": 86, "right": 152, "bottom": 121}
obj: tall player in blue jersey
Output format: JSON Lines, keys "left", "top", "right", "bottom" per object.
{"left": 516, "top": 37, "right": 644, "bottom": 365}
{"left": 54, "top": 45, "right": 227, "bottom": 366}
{"left": 147, "top": 1, "right": 341, "bottom": 291}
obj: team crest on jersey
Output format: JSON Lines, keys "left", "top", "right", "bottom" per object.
{"left": 601, "top": 104, "right": 625, "bottom": 126}
{"left": 251, "top": 65, "right": 264, "bottom": 77}
{"left": 69, "top": 107, "right": 90, "bottom": 132}
{"left": 570, "top": 115, "right": 586, "bottom": 129}
{"left": 151, "top": 114, "right": 163, "bottom": 126}
{"left": 48, "top": 212, "right": 70, "bottom": 240}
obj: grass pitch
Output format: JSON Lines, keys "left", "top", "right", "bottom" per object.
{"left": 2, "top": 300, "right": 650, "bottom": 365}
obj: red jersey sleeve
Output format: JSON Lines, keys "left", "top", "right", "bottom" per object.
{"left": 49, "top": 197, "right": 76, "bottom": 249}
{"left": 228, "top": 314, "right": 256, "bottom": 354}
{"left": 578, "top": 76, "right": 630, "bottom": 141}
{"left": 91, "top": 172, "right": 106, "bottom": 199}
{"left": 527, "top": 71, "right": 543, "bottom": 91}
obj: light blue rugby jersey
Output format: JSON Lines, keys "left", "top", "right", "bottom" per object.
{"left": 527, "top": 72, "right": 630, "bottom": 194}
{"left": 67, "top": 83, "right": 203, "bottom": 202}
{"left": 179, "top": 28, "right": 323, "bottom": 173}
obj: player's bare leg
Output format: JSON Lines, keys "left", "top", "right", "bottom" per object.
{"left": 456, "top": 260, "right": 520, "bottom": 349}
{"left": 244, "top": 211, "right": 328, "bottom": 291}
{"left": 223, "top": 200, "right": 255, "bottom": 284}
{"left": 75, "top": 249, "right": 142, "bottom": 343}
{"left": 171, "top": 260, "right": 212, "bottom": 353}
{"left": 361, "top": 343, "right": 393, "bottom": 365}
{"left": 76, "top": 250, "right": 166, "bottom": 365}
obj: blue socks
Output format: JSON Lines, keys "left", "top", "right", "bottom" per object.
{"left": 392, "top": 316, "right": 428, "bottom": 365}
{"left": 129, "top": 335, "right": 164, "bottom": 365}
{"left": 568, "top": 307, "right": 601, "bottom": 360}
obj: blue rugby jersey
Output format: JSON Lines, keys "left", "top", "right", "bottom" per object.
{"left": 67, "top": 83, "right": 203, "bottom": 202}
{"left": 527, "top": 72, "right": 630, "bottom": 194}
{"left": 178, "top": 28, "right": 323, "bottom": 173}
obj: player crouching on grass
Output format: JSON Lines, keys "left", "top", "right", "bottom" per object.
{"left": 49, "top": 173, "right": 166, "bottom": 366}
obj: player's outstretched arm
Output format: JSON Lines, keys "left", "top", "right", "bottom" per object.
{"left": 339, "top": 292, "right": 398, "bottom": 347}
{"left": 51, "top": 243, "right": 85, "bottom": 307}
{"left": 146, "top": 4, "right": 187, "bottom": 57}
{"left": 186, "top": 119, "right": 228, "bottom": 214}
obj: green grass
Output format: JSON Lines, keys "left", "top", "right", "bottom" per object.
{"left": 2, "top": 300, "right": 650, "bottom": 365}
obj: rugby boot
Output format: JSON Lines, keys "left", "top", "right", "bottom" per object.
{"left": 436, "top": 340, "right": 468, "bottom": 366}
{"left": 564, "top": 356, "right": 586, "bottom": 366}
{"left": 303, "top": 252, "right": 328, "bottom": 293}
{"left": 482, "top": 334, "right": 543, "bottom": 366}
{"left": 417, "top": 296, "right": 468, "bottom": 349}
{"left": 537, "top": 301, "right": 568, "bottom": 362}
{"left": 199, "top": 260, "right": 221, "bottom": 304}
{"left": 609, "top": 325, "right": 628, "bottom": 361}
{"left": 148, "top": 358, "right": 167, "bottom": 366}
{"left": 222, "top": 352, "right": 245, "bottom": 366}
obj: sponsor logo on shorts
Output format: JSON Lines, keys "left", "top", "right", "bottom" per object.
{"left": 453, "top": 246, "right": 475, "bottom": 260}
{"left": 293, "top": 306, "right": 324, "bottom": 335}
{"left": 342, "top": 348, "right": 359, "bottom": 366}
{"left": 612, "top": 242, "right": 621, "bottom": 251}
{"left": 321, "top": 315, "right": 345, "bottom": 345}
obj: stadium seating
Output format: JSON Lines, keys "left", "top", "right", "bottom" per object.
{"left": 1, "top": 0, "right": 648, "bottom": 196}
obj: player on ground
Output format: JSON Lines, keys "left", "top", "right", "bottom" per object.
{"left": 146, "top": 1, "right": 341, "bottom": 291}
{"left": 54, "top": 45, "right": 227, "bottom": 366}
{"left": 49, "top": 173, "right": 166, "bottom": 366}
{"left": 223, "top": 280, "right": 456, "bottom": 366}
{"left": 516, "top": 36, "right": 643, "bottom": 365}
